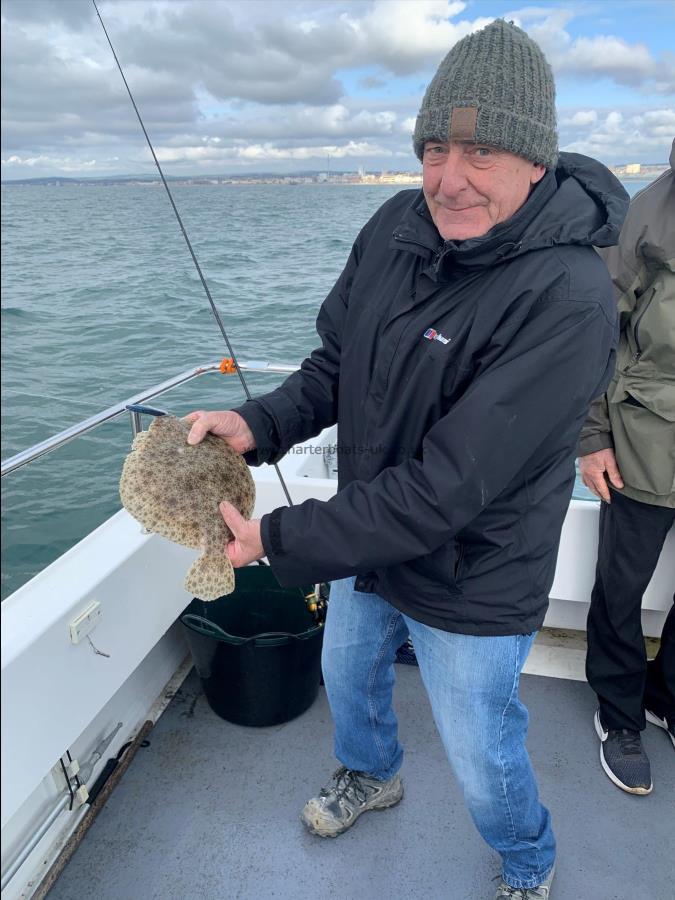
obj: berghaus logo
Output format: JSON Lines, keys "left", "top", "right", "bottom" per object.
{"left": 423, "top": 327, "right": 451, "bottom": 344}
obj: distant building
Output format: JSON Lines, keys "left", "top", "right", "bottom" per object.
{"left": 377, "top": 172, "right": 423, "bottom": 185}
{"left": 625, "top": 163, "right": 642, "bottom": 175}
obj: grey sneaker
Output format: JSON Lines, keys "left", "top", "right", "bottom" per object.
{"left": 645, "top": 708, "right": 675, "bottom": 750}
{"left": 594, "top": 709, "right": 652, "bottom": 795}
{"left": 300, "top": 766, "right": 403, "bottom": 837}
{"left": 494, "top": 865, "right": 555, "bottom": 899}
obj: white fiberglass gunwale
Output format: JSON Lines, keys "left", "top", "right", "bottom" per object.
{"left": 1, "top": 360, "right": 673, "bottom": 900}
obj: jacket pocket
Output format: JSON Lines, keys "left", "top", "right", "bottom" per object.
{"left": 403, "top": 540, "right": 462, "bottom": 596}
{"left": 610, "top": 342, "right": 675, "bottom": 421}
{"left": 608, "top": 399, "right": 675, "bottom": 496}
{"left": 424, "top": 340, "right": 473, "bottom": 407}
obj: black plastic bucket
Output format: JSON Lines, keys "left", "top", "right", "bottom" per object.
{"left": 180, "top": 564, "right": 324, "bottom": 727}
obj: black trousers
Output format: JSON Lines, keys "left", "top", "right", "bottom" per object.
{"left": 586, "top": 488, "right": 675, "bottom": 732}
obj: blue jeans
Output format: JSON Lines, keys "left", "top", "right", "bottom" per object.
{"left": 321, "top": 577, "right": 556, "bottom": 890}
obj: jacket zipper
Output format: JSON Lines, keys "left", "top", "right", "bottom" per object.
{"left": 628, "top": 288, "right": 655, "bottom": 366}
{"left": 394, "top": 225, "right": 448, "bottom": 254}
{"left": 393, "top": 231, "right": 439, "bottom": 256}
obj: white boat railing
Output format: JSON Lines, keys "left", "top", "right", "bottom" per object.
{"left": 0, "top": 359, "right": 299, "bottom": 478}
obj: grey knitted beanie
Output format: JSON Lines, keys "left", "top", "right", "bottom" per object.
{"left": 413, "top": 19, "right": 558, "bottom": 169}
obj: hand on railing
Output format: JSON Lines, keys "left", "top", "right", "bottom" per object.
{"left": 184, "top": 410, "right": 257, "bottom": 455}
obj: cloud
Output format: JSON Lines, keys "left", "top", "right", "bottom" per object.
{"left": 337, "top": 1, "right": 493, "bottom": 75}
{"left": 561, "top": 107, "right": 675, "bottom": 162}
{"left": 561, "top": 110, "right": 598, "bottom": 127}
{"left": 1, "top": 1, "right": 673, "bottom": 178}
{"left": 5, "top": 0, "right": 459, "bottom": 177}
{"left": 86, "top": 0, "right": 492, "bottom": 110}
{"left": 161, "top": 103, "right": 399, "bottom": 144}
{"left": 359, "top": 75, "right": 387, "bottom": 91}
{"left": 556, "top": 36, "right": 671, "bottom": 91}
{"left": 152, "top": 139, "right": 398, "bottom": 165}
{"left": 0, "top": 154, "right": 101, "bottom": 171}
{"left": 508, "top": 5, "right": 675, "bottom": 94}
{"left": 1, "top": 0, "right": 96, "bottom": 30}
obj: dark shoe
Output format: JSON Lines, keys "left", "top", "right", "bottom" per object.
{"left": 300, "top": 766, "right": 403, "bottom": 837}
{"left": 494, "top": 864, "right": 555, "bottom": 899}
{"left": 594, "top": 709, "right": 652, "bottom": 794}
{"left": 645, "top": 708, "right": 675, "bottom": 750}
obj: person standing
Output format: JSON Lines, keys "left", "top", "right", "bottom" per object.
{"left": 188, "top": 21, "right": 628, "bottom": 898}
{"left": 579, "top": 139, "right": 675, "bottom": 795}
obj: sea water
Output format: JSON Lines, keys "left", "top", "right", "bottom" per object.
{"left": 0, "top": 180, "right": 652, "bottom": 598}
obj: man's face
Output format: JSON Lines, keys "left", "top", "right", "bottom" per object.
{"left": 422, "top": 141, "right": 546, "bottom": 241}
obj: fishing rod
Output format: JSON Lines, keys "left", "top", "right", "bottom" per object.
{"left": 92, "top": 0, "right": 294, "bottom": 507}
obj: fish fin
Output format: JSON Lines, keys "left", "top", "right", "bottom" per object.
{"left": 184, "top": 553, "right": 235, "bottom": 601}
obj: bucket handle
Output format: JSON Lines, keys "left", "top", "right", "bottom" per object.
{"left": 181, "top": 614, "right": 320, "bottom": 646}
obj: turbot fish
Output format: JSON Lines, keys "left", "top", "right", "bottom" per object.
{"left": 119, "top": 415, "right": 255, "bottom": 600}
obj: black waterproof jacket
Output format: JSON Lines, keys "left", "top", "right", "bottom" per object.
{"left": 234, "top": 153, "right": 628, "bottom": 635}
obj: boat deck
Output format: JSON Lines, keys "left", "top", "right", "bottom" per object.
{"left": 47, "top": 664, "right": 674, "bottom": 900}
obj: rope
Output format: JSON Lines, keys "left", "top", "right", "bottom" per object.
{"left": 92, "top": 0, "right": 293, "bottom": 507}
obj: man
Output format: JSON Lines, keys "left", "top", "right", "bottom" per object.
{"left": 187, "top": 20, "right": 627, "bottom": 899}
{"left": 579, "top": 139, "right": 674, "bottom": 796}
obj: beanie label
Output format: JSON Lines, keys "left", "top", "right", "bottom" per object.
{"left": 450, "top": 107, "right": 478, "bottom": 142}
{"left": 413, "top": 20, "right": 559, "bottom": 168}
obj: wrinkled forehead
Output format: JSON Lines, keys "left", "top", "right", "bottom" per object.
{"left": 423, "top": 138, "right": 502, "bottom": 152}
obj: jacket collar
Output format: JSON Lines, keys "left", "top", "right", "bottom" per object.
{"left": 389, "top": 152, "right": 629, "bottom": 272}
{"left": 390, "top": 173, "right": 557, "bottom": 271}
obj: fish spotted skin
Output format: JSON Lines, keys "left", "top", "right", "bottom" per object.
{"left": 119, "top": 415, "right": 255, "bottom": 600}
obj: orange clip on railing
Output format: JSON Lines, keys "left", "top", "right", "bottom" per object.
{"left": 219, "top": 357, "right": 237, "bottom": 374}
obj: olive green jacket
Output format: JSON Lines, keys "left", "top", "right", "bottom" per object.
{"left": 579, "top": 140, "right": 675, "bottom": 507}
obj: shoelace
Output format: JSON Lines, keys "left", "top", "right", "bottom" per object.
{"left": 492, "top": 875, "right": 548, "bottom": 899}
{"left": 491, "top": 878, "right": 528, "bottom": 899}
{"left": 615, "top": 729, "right": 643, "bottom": 755}
{"left": 329, "top": 766, "right": 369, "bottom": 804}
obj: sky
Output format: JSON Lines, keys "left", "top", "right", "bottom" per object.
{"left": 2, "top": 0, "right": 674, "bottom": 179}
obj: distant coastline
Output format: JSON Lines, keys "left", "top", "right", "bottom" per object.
{"left": 0, "top": 172, "right": 418, "bottom": 187}
{"left": 1, "top": 163, "right": 668, "bottom": 189}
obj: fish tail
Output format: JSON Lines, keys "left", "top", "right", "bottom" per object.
{"left": 184, "top": 554, "right": 235, "bottom": 601}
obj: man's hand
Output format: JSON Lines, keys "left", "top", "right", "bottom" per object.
{"left": 184, "top": 410, "right": 256, "bottom": 454}
{"left": 578, "top": 448, "right": 624, "bottom": 503}
{"left": 220, "top": 501, "right": 264, "bottom": 567}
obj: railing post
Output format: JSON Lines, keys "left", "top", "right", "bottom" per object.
{"left": 1, "top": 360, "right": 299, "bottom": 478}
{"left": 129, "top": 409, "right": 143, "bottom": 440}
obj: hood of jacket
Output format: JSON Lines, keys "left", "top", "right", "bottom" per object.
{"left": 394, "top": 151, "right": 629, "bottom": 271}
